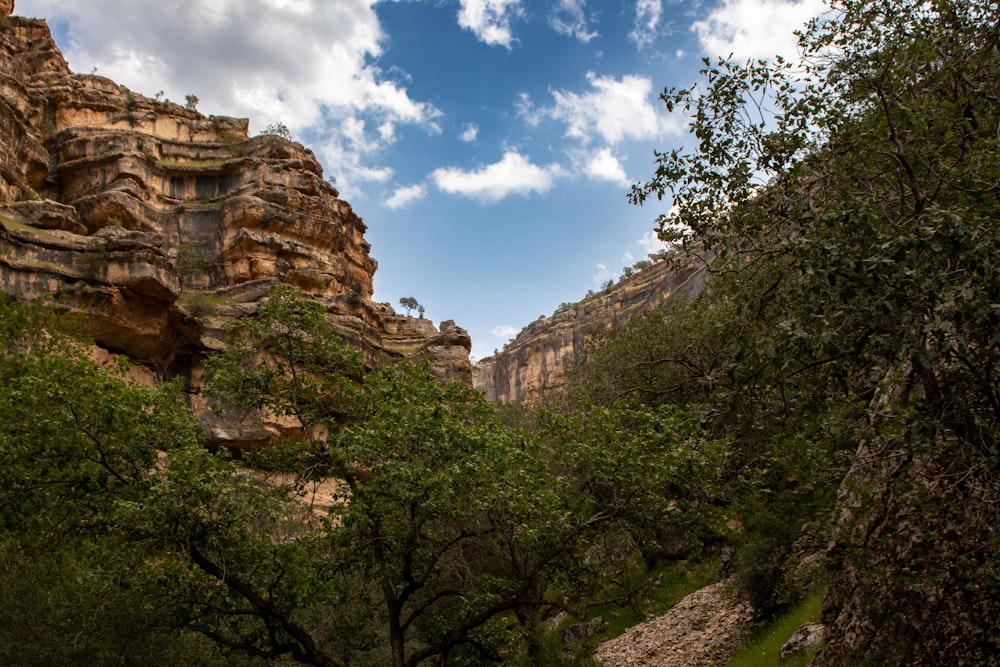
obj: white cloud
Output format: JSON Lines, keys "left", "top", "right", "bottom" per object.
{"left": 459, "top": 122, "right": 479, "bottom": 142}
{"left": 637, "top": 229, "right": 668, "bottom": 255}
{"left": 457, "top": 0, "right": 524, "bottom": 49}
{"left": 491, "top": 324, "right": 518, "bottom": 338}
{"left": 630, "top": 0, "right": 663, "bottom": 48}
{"left": 431, "top": 151, "right": 563, "bottom": 202}
{"left": 384, "top": 184, "right": 427, "bottom": 209}
{"left": 584, "top": 147, "right": 630, "bottom": 185}
{"left": 534, "top": 71, "right": 682, "bottom": 145}
{"left": 593, "top": 263, "right": 613, "bottom": 284}
{"left": 16, "top": 0, "right": 440, "bottom": 197}
{"left": 692, "top": 0, "right": 827, "bottom": 61}
{"left": 549, "top": 0, "right": 599, "bottom": 43}
{"left": 515, "top": 92, "right": 540, "bottom": 126}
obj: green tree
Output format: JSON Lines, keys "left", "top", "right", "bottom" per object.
{"left": 398, "top": 296, "right": 420, "bottom": 317}
{"left": 329, "top": 360, "right": 726, "bottom": 665}
{"left": 205, "top": 288, "right": 687, "bottom": 665}
{"left": 205, "top": 284, "right": 365, "bottom": 477}
{"left": 633, "top": 0, "right": 1000, "bottom": 462}
{"left": 258, "top": 121, "right": 293, "bottom": 141}
{"left": 0, "top": 298, "right": 273, "bottom": 665}
{"left": 628, "top": 0, "right": 1000, "bottom": 654}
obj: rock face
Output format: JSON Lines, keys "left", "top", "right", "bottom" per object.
{"left": 474, "top": 254, "right": 708, "bottom": 404}
{"left": 811, "top": 440, "right": 1000, "bottom": 666}
{"left": 780, "top": 622, "right": 824, "bottom": 660}
{"left": 0, "top": 13, "right": 471, "bottom": 445}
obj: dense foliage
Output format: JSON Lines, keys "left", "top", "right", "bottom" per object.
{"left": 0, "top": 291, "right": 726, "bottom": 665}
{"left": 616, "top": 0, "right": 1000, "bottom": 660}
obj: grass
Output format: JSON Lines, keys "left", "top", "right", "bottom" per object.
{"left": 506, "top": 558, "right": 720, "bottom": 667}
{"left": 178, "top": 292, "right": 228, "bottom": 307}
{"left": 0, "top": 214, "right": 58, "bottom": 240}
{"left": 726, "top": 587, "right": 826, "bottom": 667}
{"left": 596, "top": 558, "right": 720, "bottom": 640}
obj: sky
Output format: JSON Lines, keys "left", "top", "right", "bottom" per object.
{"left": 16, "top": 0, "right": 826, "bottom": 361}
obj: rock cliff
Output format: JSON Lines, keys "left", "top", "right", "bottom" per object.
{"left": 813, "top": 435, "right": 1000, "bottom": 665}
{"left": 474, "top": 254, "right": 708, "bottom": 404}
{"left": 0, "top": 8, "right": 471, "bottom": 446}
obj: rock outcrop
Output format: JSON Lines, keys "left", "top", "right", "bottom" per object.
{"left": 474, "top": 254, "right": 708, "bottom": 404}
{"left": 0, "top": 11, "right": 471, "bottom": 446}
{"left": 811, "top": 440, "right": 1000, "bottom": 666}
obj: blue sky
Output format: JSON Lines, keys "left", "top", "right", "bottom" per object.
{"left": 17, "top": 0, "right": 825, "bottom": 360}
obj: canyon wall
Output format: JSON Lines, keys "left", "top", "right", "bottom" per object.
{"left": 0, "top": 9, "right": 471, "bottom": 446}
{"left": 474, "top": 254, "right": 708, "bottom": 404}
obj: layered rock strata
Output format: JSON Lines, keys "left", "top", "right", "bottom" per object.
{"left": 474, "top": 254, "right": 708, "bottom": 404}
{"left": 0, "top": 9, "right": 471, "bottom": 446}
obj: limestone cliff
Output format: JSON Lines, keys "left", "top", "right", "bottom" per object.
{"left": 0, "top": 9, "right": 471, "bottom": 445}
{"left": 474, "top": 254, "right": 708, "bottom": 404}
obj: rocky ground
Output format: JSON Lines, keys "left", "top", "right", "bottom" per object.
{"left": 593, "top": 581, "right": 756, "bottom": 667}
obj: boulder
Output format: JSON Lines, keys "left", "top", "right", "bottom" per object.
{"left": 780, "top": 622, "right": 824, "bottom": 660}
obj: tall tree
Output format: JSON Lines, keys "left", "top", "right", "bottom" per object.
{"left": 630, "top": 0, "right": 1000, "bottom": 659}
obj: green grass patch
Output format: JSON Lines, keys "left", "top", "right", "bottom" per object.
{"left": 598, "top": 558, "right": 720, "bottom": 640}
{"left": 0, "top": 214, "right": 58, "bottom": 240}
{"left": 178, "top": 292, "right": 228, "bottom": 307}
{"left": 1, "top": 214, "right": 29, "bottom": 231}
{"left": 509, "top": 559, "right": 720, "bottom": 667}
{"left": 726, "top": 587, "right": 826, "bottom": 667}
{"left": 6, "top": 257, "right": 83, "bottom": 277}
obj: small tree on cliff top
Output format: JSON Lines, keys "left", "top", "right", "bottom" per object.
{"left": 398, "top": 296, "right": 420, "bottom": 317}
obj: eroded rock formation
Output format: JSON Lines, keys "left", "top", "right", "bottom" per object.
{"left": 0, "top": 9, "right": 471, "bottom": 446}
{"left": 474, "top": 254, "right": 708, "bottom": 404}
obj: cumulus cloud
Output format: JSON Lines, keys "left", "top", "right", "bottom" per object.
{"left": 457, "top": 0, "right": 524, "bottom": 49}
{"left": 530, "top": 71, "right": 682, "bottom": 145}
{"left": 593, "top": 263, "right": 614, "bottom": 284}
{"left": 637, "top": 229, "right": 668, "bottom": 256}
{"left": 583, "top": 148, "right": 630, "bottom": 185}
{"left": 459, "top": 122, "right": 479, "bottom": 142}
{"left": 630, "top": 0, "right": 663, "bottom": 48}
{"left": 431, "top": 151, "right": 563, "bottom": 202}
{"left": 549, "top": 0, "right": 599, "bottom": 43}
{"left": 491, "top": 324, "right": 518, "bottom": 338}
{"left": 17, "top": 0, "right": 440, "bottom": 196}
{"left": 692, "top": 0, "right": 827, "bottom": 61}
{"left": 384, "top": 184, "right": 427, "bottom": 209}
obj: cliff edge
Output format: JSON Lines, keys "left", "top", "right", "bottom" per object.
{"left": 0, "top": 9, "right": 471, "bottom": 446}
{"left": 474, "top": 253, "right": 708, "bottom": 404}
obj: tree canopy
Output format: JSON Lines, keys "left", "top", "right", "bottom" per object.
{"left": 0, "top": 289, "right": 725, "bottom": 665}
